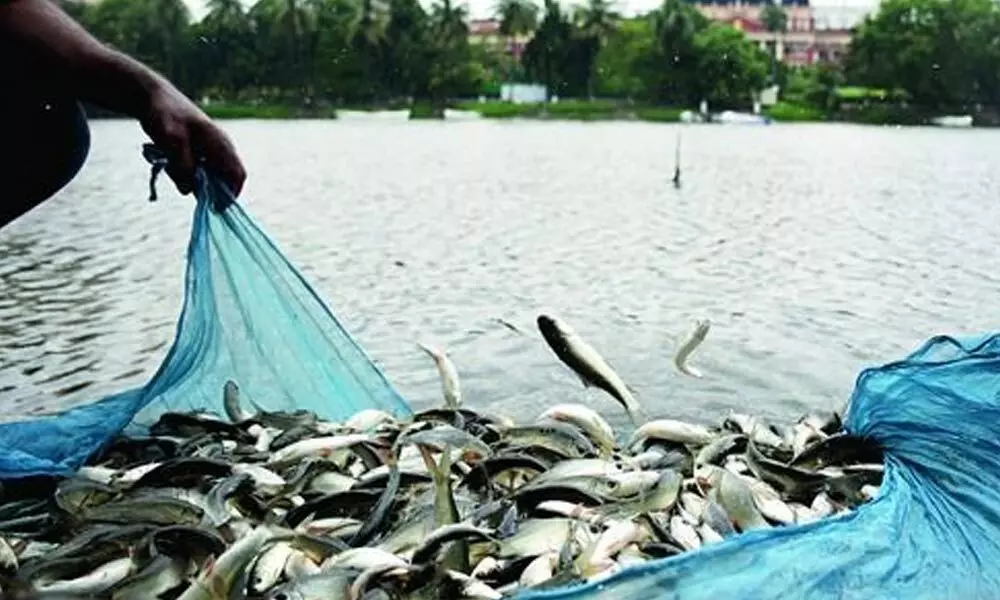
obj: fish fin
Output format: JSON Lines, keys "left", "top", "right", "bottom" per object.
{"left": 417, "top": 445, "right": 440, "bottom": 482}
{"left": 495, "top": 318, "right": 527, "bottom": 336}
{"left": 497, "top": 504, "right": 519, "bottom": 540}
{"left": 437, "top": 444, "right": 453, "bottom": 479}
{"left": 295, "top": 512, "right": 317, "bottom": 533}
{"left": 247, "top": 396, "right": 266, "bottom": 416}
{"left": 577, "top": 373, "right": 594, "bottom": 389}
{"left": 569, "top": 521, "right": 591, "bottom": 575}
{"left": 200, "top": 554, "right": 216, "bottom": 578}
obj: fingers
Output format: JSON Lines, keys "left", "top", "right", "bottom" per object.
{"left": 174, "top": 140, "right": 196, "bottom": 195}
{"left": 197, "top": 123, "right": 246, "bottom": 198}
{"left": 160, "top": 123, "right": 196, "bottom": 195}
{"left": 149, "top": 116, "right": 245, "bottom": 199}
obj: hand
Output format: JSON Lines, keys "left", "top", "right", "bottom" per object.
{"left": 139, "top": 83, "right": 246, "bottom": 197}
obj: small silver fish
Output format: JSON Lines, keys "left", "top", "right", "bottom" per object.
{"left": 223, "top": 380, "right": 251, "bottom": 423}
{"left": 537, "top": 314, "right": 644, "bottom": 425}
{"left": 669, "top": 515, "right": 701, "bottom": 550}
{"left": 538, "top": 403, "right": 617, "bottom": 455}
{"left": 417, "top": 342, "right": 462, "bottom": 408}
{"left": 674, "top": 319, "right": 710, "bottom": 378}
{"left": 628, "top": 419, "right": 715, "bottom": 449}
{"left": 35, "top": 556, "right": 134, "bottom": 595}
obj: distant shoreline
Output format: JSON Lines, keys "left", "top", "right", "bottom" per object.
{"left": 201, "top": 101, "right": 986, "bottom": 128}
{"left": 86, "top": 100, "right": 985, "bottom": 128}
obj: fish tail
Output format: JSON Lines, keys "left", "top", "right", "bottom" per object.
{"left": 416, "top": 341, "right": 441, "bottom": 361}
{"left": 417, "top": 445, "right": 443, "bottom": 483}
{"left": 620, "top": 389, "right": 646, "bottom": 428}
{"left": 626, "top": 406, "right": 646, "bottom": 428}
{"left": 437, "top": 444, "right": 453, "bottom": 480}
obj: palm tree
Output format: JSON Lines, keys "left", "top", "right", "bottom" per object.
{"left": 347, "top": 0, "right": 387, "bottom": 101}
{"left": 356, "top": 0, "right": 376, "bottom": 40}
{"left": 250, "top": 0, "right": 317, "bottom": 94}
{"left": 494, "top": 0, "right": 538, "bottom": 78}
{"left": 576, "top": 0, "right": 618, "bottom": 38}
{"left": 574, "top": 0, "right": 619, "bottom": 98}
{"left": 761, "top": 2, "right": 788, "bottom": 34}
{"left": 141, "top": 0, "right": 191, "bottom": 84}
{"left": 761, "top": 1, "right": 787, "bottom": 83}
{"left": 427, "top": 2, "right": 470, "bottom": 116}
{"left": 205, "top": 0, "right": 247, "bottom": 29}
{"left": 431, "top": 0, "right": 468, "bottom": 40}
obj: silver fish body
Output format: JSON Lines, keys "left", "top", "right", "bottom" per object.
{"left": 674, "top": 319, "right": 710, "bottom": 378}
{"left": 536, "top": 314, "right": 643, "bottom": 424}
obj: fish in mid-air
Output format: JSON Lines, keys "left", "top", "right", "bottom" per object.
{"left": 418, "top": 342, "right": 462, "bottom": 408}
{"left": 537, "top": 314, "right": 643, "bottom": 425}
{"left": 674, "top": 319, "right": 710, "bottom": 378}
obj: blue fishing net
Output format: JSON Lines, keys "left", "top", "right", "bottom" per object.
{"left": 0, "top": 162, "right": 411, "bottom": 479}
{"left": 520, "top": 332, "right": 1000, "bottom": 600}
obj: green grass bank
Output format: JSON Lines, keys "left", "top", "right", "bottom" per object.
{"left": 198, "top": 100, "right": 968, "bottom": 127}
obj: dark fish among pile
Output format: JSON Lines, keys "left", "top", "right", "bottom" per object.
{"left": 0, "top": 380, "right": 883, "bottom": 599}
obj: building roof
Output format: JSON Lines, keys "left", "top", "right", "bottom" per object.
{"left": 726, "top": 16, "right": 767, "bottom": 32}
{"left": 469, "top": 19, "right": 501, "bottom": 35}
{"left": 692, "top": 0, "right": 810, "bottom": 6}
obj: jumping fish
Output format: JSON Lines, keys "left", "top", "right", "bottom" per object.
{"left": 417, "top": 342, "right": 462, "bottom": 409}
{"left": 537, "top": 314, "right": 643, "bottom": 425}
{"left": 674, "top": 319, "right": 710, "bottom": 378}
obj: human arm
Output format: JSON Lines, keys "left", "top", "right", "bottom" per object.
{"left": 0, "top": 0, "right": 246, "bottom": 196}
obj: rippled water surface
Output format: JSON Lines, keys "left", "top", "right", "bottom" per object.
{"left": 2, "top": 119, "right": 999, "bottom": 428}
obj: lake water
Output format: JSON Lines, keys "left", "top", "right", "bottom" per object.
{"left": 2, "top": 118, "right": 999, "bottom": 430}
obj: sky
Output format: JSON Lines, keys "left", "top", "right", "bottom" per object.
{"left": 182, "top": 0, "right": 879, "bottom": 26}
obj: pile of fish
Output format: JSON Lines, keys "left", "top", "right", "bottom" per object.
{"left": 0, "top": 314, "right": 884, "bottom": 599}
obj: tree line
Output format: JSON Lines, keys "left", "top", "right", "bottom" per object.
{"left": 58, "top": 0, "right": 1000, "bottom": 112}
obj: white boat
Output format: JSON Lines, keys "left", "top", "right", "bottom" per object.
{"left": 679, "top": 110, "right": 708, "bottom": 123}
{"left": 714, "top": 110, "right": 772, "bottom": 125}
{"left": 930, "top": 115, "right": 974, "bottom": 128}
{"left": 337, "top": 109, "right": 411, "bottom": 121}
{"left": 443, "top": 109, "right": 482, "bottom": 121}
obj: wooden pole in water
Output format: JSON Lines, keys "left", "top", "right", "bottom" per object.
{"left": 672, "top": 131, "right": 682, "bottom": 188}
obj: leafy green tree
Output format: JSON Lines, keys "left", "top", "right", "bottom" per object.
{"left": 521, "top": 0, "right": 573, "bottom": 100}
{"left": 846, "top": 0, "right": 1000, "bottom": 111}
{"left": 760, "top": 2, "right": 786, "bottom": 34}
{"left": 574, "top": 0, "right": 619, "bottom": 97}
{"left": 195, "top": 0, "right": 257, "bottom": 96}
{"left": 57, "top": 0, "right": 1000, "bottom": 115}
{"left": 647, "top": 0, "right": 706, "bottom": 104}
{"left": 347, "top": 0, "right": 388, "bottom": 103}
{"left": 760, "top": 2, "right": 786, "bottom": 84}
{"left": 593, "top": 17, "right": 656, "bottom": 99}
{"left": 495, "top": 0, "right": 538, "bottom": 80}
{"left": 427, "top": 0, "right": 479, "bottom": 104}
{"left": 249, "top": 0, "right": 318, "bottom": 97}
{"left": 308, "top": 0, "right": 363, "bottom": 102}
{"left": 784, "top": 64, "right": 843, "bottom": 110}
{"left": 382, "top": 0, "right": 430, "bottom": 99}
{"left": 692, "top": 23, "right": 769, "bottom": 108}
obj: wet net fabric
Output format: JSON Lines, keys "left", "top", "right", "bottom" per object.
{"left": 520, "top": 333, "right": 1000, "bottom": 600}
{"left": 0, "top": 169, "right": 411, "bottom": 479}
